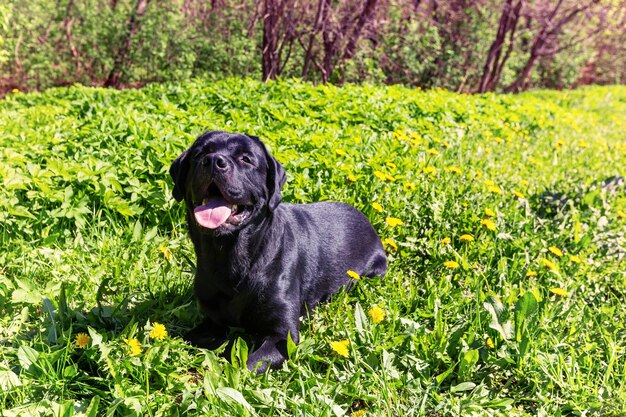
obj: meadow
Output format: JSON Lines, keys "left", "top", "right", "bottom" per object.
{"left": 0, "top": 79, "right": 625, "bottom": 416}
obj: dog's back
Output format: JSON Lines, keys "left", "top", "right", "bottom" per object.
{"left": 277, "top": 201, "right": 387, "bottom": 310}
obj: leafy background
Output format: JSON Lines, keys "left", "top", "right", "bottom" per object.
{"left": 1, "top": 80, "right": 625, "bottom": 415}
{"left": 2, "top": 0, "right": 625, "bottom": 94}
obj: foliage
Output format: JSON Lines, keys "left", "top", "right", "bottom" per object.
{"left": 1, "top": 0, "right": 624, "bottom": 94}
{"left": 0, "top": 0, "right": 259, "bottom": 92}
{"left": 1, "top": 79, "right": 626, "bottom": 415}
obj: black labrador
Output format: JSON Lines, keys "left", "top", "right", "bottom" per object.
{"left": 170, "top": 131, "right": 387, "bottom": 372}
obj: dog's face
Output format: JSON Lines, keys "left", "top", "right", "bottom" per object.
{"left": 170, "top": 131, "right": 286, "bottom": 235}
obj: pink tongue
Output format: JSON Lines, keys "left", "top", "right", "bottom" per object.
{"left": 194, "top": 196, "right": 232, "bottom": 229}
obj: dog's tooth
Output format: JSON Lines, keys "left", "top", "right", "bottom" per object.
{"left": 232, "top": 204, "right": 238, "bottom": 212}
{"left": 202, "top": 198, "right": 208, "bottom": 205}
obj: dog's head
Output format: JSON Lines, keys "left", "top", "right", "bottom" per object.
{"left": 169, "top": 131, "right": 286, "bottom": 235}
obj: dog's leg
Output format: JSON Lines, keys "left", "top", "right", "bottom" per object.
{"left": 246, "top": 334, "right": 296, "bottom": 373}
{"left": 184, "top": 318, "right": 229, "bottom": 350}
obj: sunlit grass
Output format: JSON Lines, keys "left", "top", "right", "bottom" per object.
{"left": 1, "top": 80, "right": 625, "bottom": 416}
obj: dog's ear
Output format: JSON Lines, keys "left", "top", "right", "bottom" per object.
{"left": 249, "top": 135, "right": 286, "bottom": 211}
{"left": 169, "top": 148, "right": 190, "bottom": 202}
{"left": 267, "top": 152, "right": 286, "bottom": 212}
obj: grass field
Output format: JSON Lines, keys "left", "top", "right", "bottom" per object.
{"left": 1, "top": 80, "right": 625, "bottom": 416}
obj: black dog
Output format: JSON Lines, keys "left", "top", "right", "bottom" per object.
{"left": 170, "top": 131, "right": 387, "bottom": 372}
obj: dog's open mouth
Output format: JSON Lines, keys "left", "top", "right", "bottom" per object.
{"left": 193, "top": 183, "right": 252, "bottom": 230}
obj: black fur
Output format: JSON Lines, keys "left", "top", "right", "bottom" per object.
{"left": 170, "top": 131, "right": 387, "bottom": 372}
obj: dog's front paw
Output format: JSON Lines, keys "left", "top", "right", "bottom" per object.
{"left": 246, "top": 338, "right": 289, "bottom": 373}
{"left": 184, "top": 321, "right": 228, "bottom": 350}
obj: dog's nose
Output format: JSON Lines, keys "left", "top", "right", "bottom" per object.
{"left": 203, "top": 154, "right": 229, "bottom": 172}
{"left": 215, "top": 155, "right": 228, "bottom": 170}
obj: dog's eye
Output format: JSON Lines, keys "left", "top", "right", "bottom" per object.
{"left": 240, "top": 155, "right": 253, "bottom": 164}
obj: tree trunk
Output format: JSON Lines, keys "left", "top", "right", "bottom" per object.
{"left": 104, "top": 0, "right": 150, "bottom": 88}
{"left": 64, "top": 0, "right": 80, "bottom": 72}
{"left": 504, "top": 0, "right": 593, "bottom": 93}
{"left": 338, "top": 0, "right": 379, "bottom": 83}
{"left": 478, "top": 0, "right": 522, "bottom": 93}
{"left": 262, "top": 0, "right": 280, "bottom": 81}
{"left": 301, "top": 0, "right": 327, "bottom": 78}
{"left": 319, "top": 0, "right": 335, "bottom": 82}
{"left": 504, "top": 32, "right": 543, "bottom": 93}
{"left": 342, "top": 0, "right": 378, "bottom": 61}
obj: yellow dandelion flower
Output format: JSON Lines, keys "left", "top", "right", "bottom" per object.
{"left": 481, "top": 219, "right": 497, "bottom": 231}
{"left": 372, "top": 202, "right": 384, "bottom": 213}
{"left": 493, "top": 137, "right": 504, "bottom": 144}
{"left": 441, "top": 237, "right": 451, "bottom": 247}
{"left": 335, "top": 149, "right": 346, "bottom": 156}
{"left": 347, "top": 270, "right": 360, "bottom": 280}
{"left": 382, "top": 238, "right": 398, "bottom": 250}
{"left": 443, "top": 260, "right": 460, "bottom": 269}
{"left": 444, "top": 166, "right": 461, "bottom": 174}
{"left": 548, "top": 246, "right": 563, "bottom": 257}
{"left": 368, "top": 305, "right": 386, "bottom": 324}
{"left": 386, "top": 217, "right": 403, "bottom": 227}
{"left": 486, "top": 337, "right": 495, "bottom": 349}
{"left": 569, "top": 255, "right": 582, "bottom": 264}
{"left": 528, "top": 157, "right": 538, "bottom": 165}
{"left": 577, "top": 140, "right": 589, "bottom": 148}
{"left": 330, "top": 339, "right": 350, "bottom": 357}
{"left": 442, "top": 141, "right": 450, "bottom": 148}
{"left": 373, "top": 170, "right": 387, "bottom": 181}
{"left": 394, "top": 131, "right": 409, "bottom": 141}
{"left": 459, "top": 234, "right": 474, "bottom": 242}
{"left": 351, "top": 410, "right": 366, "bottom": 417}
{"left": 526, "top": 270, "right": 538, "bottom": 277}
{"left": 347, "top": 174, "right": 357, "bottom": 182}
{"left": 386, "top": 161, "right": 397, "bottom": 170}
{"left": 541, "top": 259, "right": 558, "bottom": 271}
{"left": 549, "top": 287, "right": 570, "bottom": 297}
{"left": 74, "top": 333, "right": 90, "bottom": 348}
{"left": 484, "top": 208, "right": 495, "bottom": 217}
{"left": 384, "top": 173, "right": 396, "bottom": 182}
{"left": 512, "top": 190, "right": 525, "bottom": 199}
{"left": 427, "top": 148, "right": 439, "bottom": 155}
{"left": 617, "top": 210, "right": 626, "bottom": 219}
{"left": 404, "top": 182, "right": 416, "bottom": 191}
{"left": 159, "top": 245, "right": 172, "bottom": 261}
{"left": 520, "top": 180, "right": 529, "bottom": 187}
{"left": 487, "top": 185, "right": 503, "bottom": 194}
{"left": 423, "top": 166, "right": 437, "bottom": 175}
{"left": 149, "top": 322, "right": 168, "bottom": 340}
{"left": 125, "top": 338, "right": 142, "bottom": 355}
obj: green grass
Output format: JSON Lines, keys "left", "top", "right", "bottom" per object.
{"left": 1, "top": 79, "right": 625, "bottom": 416}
